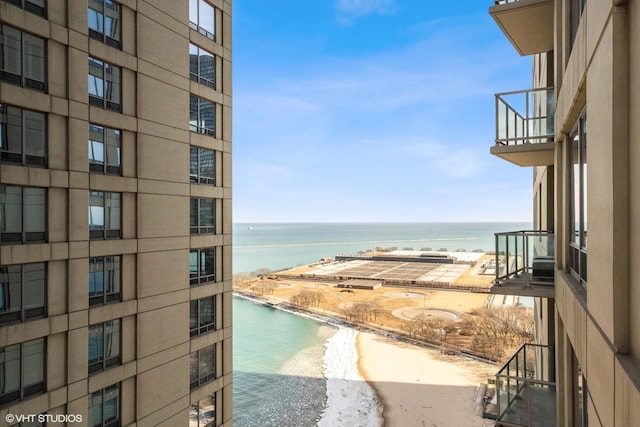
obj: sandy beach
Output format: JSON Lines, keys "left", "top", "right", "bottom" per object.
{"left": 357, "top": 331, "right": 497, "bottom": 427}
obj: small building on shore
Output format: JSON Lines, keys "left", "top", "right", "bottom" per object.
{"left": 337, "top": 279, "right": 383, "bottom": 290}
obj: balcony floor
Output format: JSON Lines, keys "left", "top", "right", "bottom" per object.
{"left": 491, "top": 273, "right": 554, "bottom": 298}
{"left": 499, "top": 386, "right": 556, "bottom": 427}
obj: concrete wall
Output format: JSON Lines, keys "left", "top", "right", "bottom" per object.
{"left": 551, "top": 1, "right": 639, "bottom": 426}
{"left": 0, "top": 0, "right": 232, "bottom": 424}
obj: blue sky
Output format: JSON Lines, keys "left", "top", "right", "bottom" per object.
{"left": 233, "top": 0, "right": 533, "bottom": 222}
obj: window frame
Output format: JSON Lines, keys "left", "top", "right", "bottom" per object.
{"left": 88, "top": 383, "right": 120, "bottom": 427}
{"left": 89, "top": 191, "right": 122, "bottom": 240}
{"left": 190, "top": 198, "right": 215, "bottom": 235}
{"left": 88, "top": 56, "right": 122, "bottom": 112}
{"left": 0, "top": 262, "right": 46, "bottom": 324}
{"left": 189, "top": 248, "right": 216, "bottom": 286}
{"left": 88, "top": 0, "right": 121, "bottom": 49}
{"left": 568, "top": 111, "right": 587, "bottom": 285}
{"left": 88, "top": 319, "right": 121, "bottom": 374}
{"left": 0, "top": 103, "right": 47, "bottom": 167}
{"left": 0, "top": 24, "right": 47, "bottom": 91}
{"left": 569, "top": 0, "right": 587, "bottom": 51}
{"left": 88, "top": 123, "right": 121, "bottom": 175}
{"left": 189, "top": 0, "right": 216, "bottom": 41}
{"left": 0, "top": 185, "right": 47, "bottom": 244}
{"left": 189, "top": 95, "right": 216, "bottom": 136}
{"left": 189, "top": 43, "right": 216, "bottom": 89}
{"left": 189, "top": 393, "right": 216, "bottom": 427}
{"left": 3, "top": 0, "right": 47, "bottom": 17}
{"left": 89, "top": 256, "right": 121, "bottom": 307}
{"left": 190, "top": 296, "right": 216, "bottom": 337}
{"left": 0, "top": 338, "right": 46, "bottom": 406}
{"left": 190, "top": 344, "right": 216, "bottom": 390}
{"left": 190, "top": 146, "right": 215, "bottom": 185}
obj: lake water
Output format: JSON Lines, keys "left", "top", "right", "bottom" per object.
{"left": 233, "top": 222, "right": 529, "bottom": 274}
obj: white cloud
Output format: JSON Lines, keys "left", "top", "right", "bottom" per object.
{"left": 335, "top": 0, "right": 396, "bottom": 23}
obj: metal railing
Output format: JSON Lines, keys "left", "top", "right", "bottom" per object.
{"left": 495, "top": 88, "right": 555, "bottom": 146}
{"left": 494, "top": 231, "right": 554, "bottom": 287}
{"left": 495, "top": 343, "right": 556, "bottom": 426}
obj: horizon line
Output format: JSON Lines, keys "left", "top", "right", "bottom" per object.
{"left": 233, "top": 220, "right": 533, "bottom": 224}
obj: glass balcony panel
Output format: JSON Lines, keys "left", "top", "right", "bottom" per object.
{"left": 495, "top": 344, "right": 556, "bottom": 427}
{"left": 494, "top": 88, "right": 554, "bottom": 146}
{"left": 497, "top": 100, "right": 507, "bottom": 141}
{"left": 493, "top": 231, "right": 555, "bottom": 296}
{"left": 496, "top": 376, "right": 510, "bottom": 420}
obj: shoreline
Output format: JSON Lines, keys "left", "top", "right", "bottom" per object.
{"left": 234, "top": 292, "right": 496, "bottom": 426}
{"left": 233, "top": 290, "right": 498, "bottom": 365}
{"left": 317, "top": 328, "right": 383, "bottom": 427}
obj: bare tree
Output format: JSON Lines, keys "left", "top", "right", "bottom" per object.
{"left": 252, "top": 267, "right": 272, "bottom": 277}
{"left": 233, "top": 272, "right": 253, "bottom": 289}
{"left": 252, "top": 281, "right": 275, "bottom": 297}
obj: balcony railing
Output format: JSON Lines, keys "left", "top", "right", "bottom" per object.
{"left": 491, "top": 231, "right": 554, "bottom": 297}
{"left": 491, "top": 88, "right": 555, "bottom": 167}
{"left": 489, "top": 0, "right": 554, "bottom": 56}
{"left": 495, "top": 343, "right": 556, "bottom": 427}
{"left": 495, "top": 88, "right": 554, "bottom": 146}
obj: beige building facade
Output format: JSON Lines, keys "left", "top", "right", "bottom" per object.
{"left": 489, "top": 0, "right": 640, "bottom": 426}
{"left": 0, "top": 0, "right": 232, "bottom": 425}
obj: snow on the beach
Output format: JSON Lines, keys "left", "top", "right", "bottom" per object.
{"left": 317, "top": 328, "right": 383, "bottom": 427}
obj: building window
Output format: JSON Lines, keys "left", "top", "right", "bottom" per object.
{"left": 88, "top": 57, "right": 121, "bottom": 112}
{"left": 0, "top": 24, "right": 46, "bottom": 91}
{"left": 189, "top": 248, "right": 215, "bottom": 286}
{"left": 0, "top": 104, "right": 46, "bottom": 167}
{"left": 189, "top": 43, "right": 215, "bottom": 89}
{"left": 189, "top": 0, "right": 215, "bottom": 40}
{"left": 89, "top": 383, "right": 120, "bottom": 427}
{"left": 0, "top": 185, "right": 46, "bottom": 244}
{"left": 572, "top": 350, "right": 588, "bottom": 426}
{"left": 190, "top": 344, "right": 215, "bottom": 390}
{"left": 89, "top": 124, "right": 121, "bottom": 174}
{"left": 88, "top": 319, "right": 121, "bottom": 374}
{"left": 190, "top": 296, "right": 215, "bottom": 337}
{"left": 88, "top": 0, "right": 121, "bottom": 49}
{"left": 190, "top": 198, "right": 215, "bottom": 235}
{"left": 190, "top": 147, "right": 215, "bottom": 185}
{"left": 3, "top": 0, "right": 46, "bottom": 17}
{"left": 0, "top": 262, "right": 45, "bottom": 324}
{"left": 189, "top": 393, "right": 216, "bottom": 427}
{"left": 570, "top": 0, "right": 587, "bottom": 50}
{"left": 189, "top": 95, "right": 215, "bottom": 136}
{"left": 89, "top": 191, "right": 121, "bottom": 239}
{"left": 0, "top": 338, "right": 45, "bottom": 406}
{"left": 569, "top": 112, "right": 587, "bottom": 284}
{"left": 89, "top": 256, "right": 121, "bottom": 306}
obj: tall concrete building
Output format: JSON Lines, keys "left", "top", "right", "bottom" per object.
{"left": 0, "top": 0, "right": 232, "bottom": 425}
{"left": 488, "top": 0, "right": 640, "bottom": 426}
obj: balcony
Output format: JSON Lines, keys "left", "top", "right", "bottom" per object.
{"left": 491, "top": 88, "right": 555, "bottom": 167}
{"left": 491, "top": 231, "right": 555, "bottom": 298}
{"left": 489, "top": 0, "right": 554, "bottom": 56}
{"left": 493, "top": 344, "right": 556, "bottom": 427}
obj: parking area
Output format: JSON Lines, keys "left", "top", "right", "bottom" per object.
{"left": 305, "top": 260, "right": 468, "bottom": 284}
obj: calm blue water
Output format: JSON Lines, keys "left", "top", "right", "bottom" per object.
{"left": 232, "top": 222, "right": 530, "bottom": 426}
{"left": 233, "top": 297, "right": 334, "bottom": 427}
{"left": 233, "top": 222, "right": 530, "bottom": 273}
